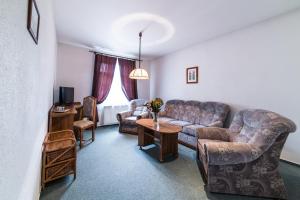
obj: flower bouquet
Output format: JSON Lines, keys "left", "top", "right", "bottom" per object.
{"left": 145, "top": 98, "right": 164, "bottom": 122}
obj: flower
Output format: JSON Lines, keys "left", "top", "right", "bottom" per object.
{"left": 145, "top": 98, "right": 164, "bottom": 113}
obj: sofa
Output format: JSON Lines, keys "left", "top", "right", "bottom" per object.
{"left": 116, "top": 99, "right": 149, "bottom": 134}
{"left": 197, "top": 109, "right": 296, "bottom": 199}
{"left": 159, "top": 100, "right": 230, "bottom": 149}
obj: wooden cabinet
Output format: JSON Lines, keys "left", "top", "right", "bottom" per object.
{"left": 48, "top": 106, "right": 77, "bottom": 132}
{"left": 42, "top": 130, "right": 76, "bottom": 189}
{"left": 48, "top": 102, "right": 83, "bottom": 132}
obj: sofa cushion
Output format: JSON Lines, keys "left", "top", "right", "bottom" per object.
{"left": 182, "top": 124, "right": 206, "bottom": 137}
{"left": 168, "top": 120, "right": 192, "bottom": 127}
{"left": 178, "top": 132, "right": 197, "bottom": 149}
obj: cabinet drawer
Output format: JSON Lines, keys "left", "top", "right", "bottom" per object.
{"left": 45, "top": 160, "right": 75, "bottom": 180}
{"left": 46, "top": 147, "right": 76, "bottom": 164}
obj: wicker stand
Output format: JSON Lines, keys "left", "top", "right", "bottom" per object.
{"left": 42, "top": 130, "right": 76, "bottom": 189}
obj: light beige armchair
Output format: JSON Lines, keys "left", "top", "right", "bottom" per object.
{"left": 116, "top": 99, "right": 149, "bottom": 134}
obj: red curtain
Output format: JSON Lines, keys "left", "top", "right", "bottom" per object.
{"left": 119, "top": 58, "right": 138, "bottom": 101}
{"left": 92, "top": 55, "right": 117, "bottom": 103}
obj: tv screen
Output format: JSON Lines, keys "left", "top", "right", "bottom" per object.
{"left": 59, "top": 87, "right": 74, "bottom": 105}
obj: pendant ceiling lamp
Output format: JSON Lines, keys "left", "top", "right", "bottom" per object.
{"left": 129, "top": 32, "right": 149, "bottom": 80}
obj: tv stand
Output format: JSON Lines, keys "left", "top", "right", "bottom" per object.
{"left": 48, "top": 103, "right": 82, "bottom": 132}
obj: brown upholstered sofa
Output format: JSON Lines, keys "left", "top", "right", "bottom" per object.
{"left": 197, "top": 109, "right": 296, "bottom": 199}
{"left": 116, "top": 99, "right": 149, "bottom": 134}
{"left": 159, "top": 100, "right": 230, "bottom": 149}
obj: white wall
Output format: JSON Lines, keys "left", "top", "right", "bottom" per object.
{"left": 137, "top": 60, "right": 151, "bottom": 100}
{"left": 0, "top": 0, "right": 57, "bottom": 199}
{"left": 150, "top": 10, "right": 300, "bottom": 164}
{"left": 56, "top": 43, "right": 94, "bottom": 102}
{"left": 56, "top": 43, "right": 150, "bottom": 103}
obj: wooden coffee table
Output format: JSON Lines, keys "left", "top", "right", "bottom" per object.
{"left": 136, "top": 119, "right": 182, "bottom": 162}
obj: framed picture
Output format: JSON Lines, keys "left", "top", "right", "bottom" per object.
{"left": 27, "top": 0, "right": 40, "bottom": 44}
{"left": 186, "top": 66, "right": 198, "bottom": 84}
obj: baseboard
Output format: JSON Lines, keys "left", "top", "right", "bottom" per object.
{"left": 280, "top": 159, "right": 300, "bottom": 167}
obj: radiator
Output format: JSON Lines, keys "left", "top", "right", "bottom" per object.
{"left": 97, "top": 104, "right": 128, "bottom": 126}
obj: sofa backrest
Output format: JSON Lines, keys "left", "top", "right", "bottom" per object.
{"left": 195, "top": 102, "right": 230, "bottom": 126}
{"left": 164, "top": 100, "right": 185, "bottom": 120}
{"left": 164, "top": 99, "right": 230, "bottom": 126}
{"left": 230, "top": 109, "right": 296, "bottom": 151}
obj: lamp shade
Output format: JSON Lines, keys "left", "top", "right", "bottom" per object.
{"left": 129, "top": 68, "right": 149, "bottom": 80}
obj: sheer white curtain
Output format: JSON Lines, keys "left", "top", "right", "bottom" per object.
{"left": 97, "top": 59, "right": 129, "bottom": 126}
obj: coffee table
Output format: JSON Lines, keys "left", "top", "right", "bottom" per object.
{"left": 136, "top": 119, "right": 182, "bottom": 162}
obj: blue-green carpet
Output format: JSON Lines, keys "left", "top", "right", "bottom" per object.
{"left": 40, "top": 125, "right": 300, "bottom": 200}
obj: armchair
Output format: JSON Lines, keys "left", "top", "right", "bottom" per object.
{"left": 116, "top": 99, "right": 149, "bottom": 134}
{"left": 197, "top": 109, "right": 296, "bottom": 199}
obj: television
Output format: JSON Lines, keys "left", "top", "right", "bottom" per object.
{"left": 59, "top": 87, "right": 74, "bottom": 105}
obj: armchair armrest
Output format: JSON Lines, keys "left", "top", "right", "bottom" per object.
{"left": 197, "top": 127, "right": 231, "bottom": 142}
{"left": 116, "top": 111, "right": 133, "bottom": 122}
{"left": 207, "top": 120, "right": 223, "bottom": 128}
{"left": 204, "top": 142, "right": 262, "bottom": 165}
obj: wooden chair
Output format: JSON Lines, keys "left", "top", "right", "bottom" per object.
{"left": 73, "top": 96, "right": 97, "bottom": 148}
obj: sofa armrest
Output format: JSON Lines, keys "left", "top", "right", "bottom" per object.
{"left": 207, "top": 120, "right": 223, "bottom": 128}
{"left": 197, "top": 127, "right": 231, "bottom": 142}
{"left": 204, "top": 142, "right": 261, "bottom": 165}
{"left": 116, "top": 111, "right": 133, "bottom": 122}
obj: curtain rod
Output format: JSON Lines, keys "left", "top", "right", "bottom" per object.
{"left": 89, "top": 50, "right": 141, "bottom": 62}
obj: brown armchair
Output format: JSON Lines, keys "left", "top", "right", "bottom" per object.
{"left": 116, "top": 99, "right": 149, "bottom": 134}
{"left": 197, "top": 109, "right": 296, "bottom": 199}
{"left": 73, "top": 96, "right": 97, "bottom": 148}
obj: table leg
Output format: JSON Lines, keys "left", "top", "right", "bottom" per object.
{"left": 160, "top": 134, "right": 164, "bottom": 162}
{"left": 92, "top": 126, "right": 95, "bottom": 142}
{"left": 174, "top": 133, "right": 178, "bottom": 158}
{"left": 159, "top": 133, "right": 178, "bottom": 162}
{"left": 138, "top": 126, "right": 154, "bottom": 148}
{"left": 79, "top": 129, "right": 83, "bottom": 148}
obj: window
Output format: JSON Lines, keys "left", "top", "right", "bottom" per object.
{"left": 102, "top": 59, "right": 129, "bottom": 106}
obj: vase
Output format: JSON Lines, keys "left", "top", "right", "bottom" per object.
{"left": 152, "top": 112, "right": 158, "bottom": 122}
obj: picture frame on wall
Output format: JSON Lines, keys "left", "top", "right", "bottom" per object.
{"left": 186, "top": 66, "right": 198, "bottom": 84}
{"left": 27, "top": 0, "right": 40, "bottom": 44}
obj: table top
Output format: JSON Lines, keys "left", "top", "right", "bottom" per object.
{"left": 50, "top": 106, "right": 77, "bottom": 117}
{"left": 136, "top": 119, "right": 182, "bottom": 134}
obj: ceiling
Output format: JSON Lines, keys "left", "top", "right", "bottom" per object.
{"left": 54, "top": 0, "right": 300, "bottom": 59}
